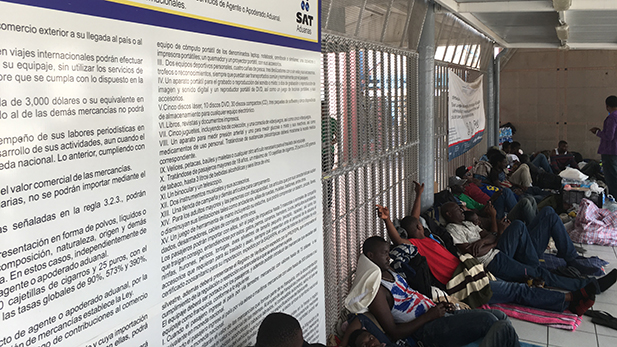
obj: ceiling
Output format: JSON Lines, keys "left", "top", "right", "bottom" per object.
{"left": 434, "top": 0, "right": 617, "bottom": 49}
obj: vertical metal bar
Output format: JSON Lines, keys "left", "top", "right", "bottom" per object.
{"left": 409, "top": 53, "right": 419, "bottom": 214}
{"left": 399, "top": 0, "right": 416, "bottom": 48}
{"left": 379, "top": 50, "right": 385, "bottom": 152}
{"left": 332, "top": 40, "right": 343, "bottom": 335}
{"left": 346, "top": 50, "right": 353, "bottom": 165}
{"left": 395, "top": 53, "right": 401, "bottom": 149}
{"left": 487, "top": 54, "right": 495, "bottom": 147}
{"left": 387, "top": 52, "right": 393, "bottom": 153}
{"left": 418, "top": 1, "right": 435, "bottom": 210}
{"left": 394, "top": 52, "right": 400, "bottom": 214}
{"left": 358, "top": 48, "right": 365, "bottom": 161}
{"left": 355, "top": 0, "right": 369, "bottom": 37}
{"left": 320, "top": 36, "right": 330, "bottom": 334}
{"left": 495, "top": 49, "right": 506, "bottom": 148}
{"left": 334, "top": 49, "right": 342, "bottom": 167}
{"left": 371, "top": 47, "right": 378, "bottom": 205}
{"left": 381, "top": 0, "right": 396, "bottom": 42}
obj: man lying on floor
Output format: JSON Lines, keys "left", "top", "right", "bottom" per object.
{"left": 449, "top": 175, "right": 537, "bottom": 225}
{"left": 361, "top": 236, "right": 520, "bottom": 347}
{"left": 376, "top": 182, "right": 596, "bottom": 316}
{"left": 455, "top": 165, "right": 518, "bottom": 219}
{"left": 377, "top": 206, "right": 594, "bottom": 315}
{"left": 440, "top": 201, "right": 617, "bottom": 295}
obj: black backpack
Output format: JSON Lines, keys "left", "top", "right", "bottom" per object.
{"left": 421, "top": 211, "right": 459, "bottom": 258}
{"left": 396, "top": 254, "right": 437, "bottom": 296}
{"left": 535, "top": 171, "right": 562, "bottom": 190}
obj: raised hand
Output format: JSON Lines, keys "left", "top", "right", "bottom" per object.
{"left": 376, "top": 204, "right": 390, "bottom": 220}
{"left": 413, "top": 181, "right": 425, "bottom": 195}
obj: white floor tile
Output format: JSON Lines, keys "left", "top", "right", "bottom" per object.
{"left": 597, "top": 334, "right": 617, "bottom": 347}
{"left": 511, "top": 318, "right": 548, "bottom": 345}
{"left": 548, "top": 329, "right": 597, "bottom": 347}
{"left": 595, "top": 321, "right": 617, "bottom": 338}
{"left": 591, "top": 302, "right": 617, "bottom": 313}
{"left": 580, "top": 244, "right": 614, "bottom": 253}
{"left": 595, "top": 289, "right": 617, "bottom": 304}
{"left": 576, "top": 314, "right": 596, "bottom": 334}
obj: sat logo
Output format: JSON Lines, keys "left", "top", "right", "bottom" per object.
{"left": 296, "top": 0, "right": 314, "bottom": 26}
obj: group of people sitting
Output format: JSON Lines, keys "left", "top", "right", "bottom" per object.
{"left": 253, "top": 142, "right": 611, "bottom": 347}
{"left": 336, "top": 142, "right": 617, "bottom": 347}
{"left": 483, "top": 140, "right": 603, "bottom": 198}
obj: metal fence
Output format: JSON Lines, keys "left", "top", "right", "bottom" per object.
{"left": 321, "top": 0, "right": 428, "bottom": 51}
{"left": 321, "top": 33, "right": 419, "bottom": 333}
{"left": 319, "top": 1, "right": 494, "bottom": 336}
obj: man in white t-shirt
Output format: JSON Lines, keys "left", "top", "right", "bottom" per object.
{"left": 441, "top": 202, "right": 617, "bottom": 294}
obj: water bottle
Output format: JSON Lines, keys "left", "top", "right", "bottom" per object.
{"left": 603, "top": 195, "right": 617, "bottom": 212}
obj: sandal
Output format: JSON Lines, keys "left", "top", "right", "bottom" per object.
{"left": 584, "top": 310, "right": 617, "bottom": 331}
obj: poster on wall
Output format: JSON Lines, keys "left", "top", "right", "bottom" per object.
{"left": 448, "top": 70, "right": 485, "bottom": 160}
{"left": 0, "top": 0, "right": 325, "bottom": 346}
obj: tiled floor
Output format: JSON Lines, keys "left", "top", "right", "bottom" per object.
{"left": 513, "top": 244, "right": 617, "bottom": 347}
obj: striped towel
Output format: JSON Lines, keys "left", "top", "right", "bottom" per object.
{"left": 446, "top": 253, "right": 494, "bottom": 308}
{"left": 480, "top": 303, "right": 582, "bottom": 331}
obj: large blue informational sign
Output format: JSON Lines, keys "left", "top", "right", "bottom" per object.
{"left": 0, "top": 1, "right": 325, "bottom": 345}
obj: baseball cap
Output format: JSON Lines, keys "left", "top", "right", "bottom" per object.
{"left": 455, "top": 165, "right": 472, "bottom": 179}
{"left": 448, "top": 176, "right": 467, "bottom": 188}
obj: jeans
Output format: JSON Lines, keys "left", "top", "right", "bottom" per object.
{"left": 492, "top": 187, "right": 518, "bottom": 219}
{"left": 486, "top": 221, "right": 596, "bottom": 292}
{"left": 531, "top": 153, "right": 553, "bottom": 173}
{"left": 527, "top": 207, "right": 578, "bottom": 262}
{"left": 507, "top": 196, "right": 537, "bottom": 225}
{"left": 524, "top": 186, "right": 551, "bottom": 203}
{"left": 489, "top": 279, "right": 567, "bottom": 312}
{"left": 602, "top": 154, "right": 617, "bottom": 196}
{"left": 412, "top": 309, "right": 519, "bottom": 347}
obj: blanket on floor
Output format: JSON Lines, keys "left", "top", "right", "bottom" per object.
{"left": 540, "top": 253, "right": 607, "bottom": 276}
{"left": 480, "top": 303, "right": 582, "bottom": 331}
